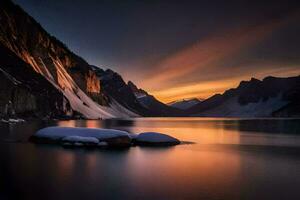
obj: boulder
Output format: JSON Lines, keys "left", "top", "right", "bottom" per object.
{"left": 134, "top": 132, "right": 180, "bottom": 146}
{"left": 30, "top": 126, "right": 131, "bottom": 148}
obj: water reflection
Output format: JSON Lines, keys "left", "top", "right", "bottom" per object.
{"left": 225, "top": 119, "right": 300, "bottom": 134}
{"left": 1, "top": 118, "right": 300, "bottom": 199}
{"left": 1, "top": 118, "right": 300, "bottom": 147}
{"left": 102, "top": 119, "right": 135, "bottom": 133}
{"left": 57, "top": 119, "right": 135, "bottom": 133}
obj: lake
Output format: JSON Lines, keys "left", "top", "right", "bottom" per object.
{"left": 0, "top": 118, "right": 300, "bottom": 200}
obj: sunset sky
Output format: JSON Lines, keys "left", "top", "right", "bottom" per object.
{"left": 14, "top": 0, "right": 300, "bottom": 103}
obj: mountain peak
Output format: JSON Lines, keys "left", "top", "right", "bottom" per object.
{"left": 127, "top": 81, "right": 137, "bottom": 89}
{"left": 250, "top": 77, "right": 260, "bottom": 82}
{"left": 127, "top": 81, "right": 148, "bottom": 97}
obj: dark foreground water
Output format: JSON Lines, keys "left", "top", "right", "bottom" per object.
{"left": 0, "top": 118, "right": 300, "bottom": 200}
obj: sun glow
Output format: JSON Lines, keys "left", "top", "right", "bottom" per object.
{"left": 149, "top": 65, "right": 300, "bottom": 103}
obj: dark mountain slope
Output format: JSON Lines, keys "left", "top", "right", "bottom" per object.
{"left": 0, "top": 0, "right": 160, "bottom": 118}
{"left": 127, "top": 81, "right": 182, "bottom": 116}
{"left": 168, "top": 98, "right": 201, "bottom": 110}
{"left": 91, "top": 68, "right": 152, "bottom": 116}
{"left": 188, "top": 76, "right": 300, "bottom": 117}
{"left": 0, "top": 43, "right": 70, "bottom": 119}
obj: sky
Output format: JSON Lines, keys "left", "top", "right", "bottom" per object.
{"left": 14, "top": 0, "right": 300, "bottom": 103}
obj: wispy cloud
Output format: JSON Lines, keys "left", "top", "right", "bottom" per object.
{"left": 139, "top": 10, "right": 300, "bottom": 102}
{"left": 150, "top": 64, "right": 300, "bottom": 103}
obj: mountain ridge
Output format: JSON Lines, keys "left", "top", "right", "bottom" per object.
{"left": 168, "top": 98, "right": 202, "bottom": 110}
{"left": 188, "top": 75, "right": 300, "bottom": 117}
{"left": 127, "top": 81, "right": 182, "bottom": 116}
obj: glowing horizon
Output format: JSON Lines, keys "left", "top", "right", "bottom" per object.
{"left": 148, "top": 65, "right": 300, "bottom": 103}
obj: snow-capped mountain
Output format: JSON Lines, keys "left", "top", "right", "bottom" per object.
{"left": 168, "top": 98, "right": 201, "bottom": 110}
{"left": 0, "top": 1, "right": 151, "bottom": 119}
{"left": 188, "top": 76, "right": 300, "bottom": 117}
{"left": 127, "top": 81, "right": 182, "bottom": 116}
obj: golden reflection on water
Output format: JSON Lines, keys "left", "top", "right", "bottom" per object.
{"left": 85, "top": 153, "right": 97, "bottom": 172}
{"left": 56, "top": 118, "right": 300, "bottom": 146}
{"left": 57, "top": 120, "right": 76, "bottom": 127}
{"left": 132, "top": 119, "right": 241, "bottom": 145}
{"left": 55, "top": 150, "right": 75, "bottom": 181}
{"left": 124, "top": 145, "right": 242, "bottom": 198}
{"left": 58, "top": 120, "right": 103, "bottom": 129}
{"left": 31, "top": 118, "right": 300, "bottom": 188}
{"left": 86, "top": 120, "right": 101, "bottom": 128}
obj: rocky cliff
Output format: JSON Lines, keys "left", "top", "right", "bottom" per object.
{"left": 0, "top": 43, "right": 70, "bottom": 119}
{"left": 0, "top": 0, "right": 153, "bottom": 119}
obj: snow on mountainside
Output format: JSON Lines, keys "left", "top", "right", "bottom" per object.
{"left": 127, "top": 81, "right": 182, "bottom": 116}
{"left": 193, "top": 95, "right": 288, "bottom": 117}
{"left": 168, "top": 98, "right": 201, "bottom": 110}
{"left": 0, "top": 1, "right": 141, "bottom": 119}
{"left": 188, "top": 76, "right": 300, "bottom": 117}
{"left": 127, "top": 81, "right": 149, "bottom": 99}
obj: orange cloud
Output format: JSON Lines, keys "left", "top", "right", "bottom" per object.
{"left": 150, "top": 64, "right": 300, "bottom": 103}
{"left": 138, "top": 11, "right": 300, "bottom": 102}
{"left": 145, "top": 19, "right": 289, "bottom": 86}
{"left": 151, "top": 79, "right": 237, "bottom": 103}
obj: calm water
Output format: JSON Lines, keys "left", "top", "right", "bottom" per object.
{"left": 0, "top": 118, "right": 300, "bottom": 200}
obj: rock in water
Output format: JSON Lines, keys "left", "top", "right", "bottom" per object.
{"left": 30, "top": 127, "right": 131, "bottom": 148}
{"left": 135, "top": 132, "right": 180, "bottom": 146}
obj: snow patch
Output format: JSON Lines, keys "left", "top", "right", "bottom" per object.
{"left": 194, "top": 95, "right": 288, "bottom": 117}
{"left": 29, "top": 55, "right": 139, "bottom": 119}
{"left": 169, "top": 98, "right": 200, "bottom": 110}
{"left": 136, "top": 93, "right": 147, "bottom": 99}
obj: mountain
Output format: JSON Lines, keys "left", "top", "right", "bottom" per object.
{"left": 0, "top": 42, "right": 70, "bottom": 119}
{"left": 168, "top": 98, "right": 201, "bottom": 110}
{"left": 127, "top": 81, "right": 182, "bottom": 116}
{"left": 188, "top": 76, "right": 300, "bottom": 117}
{"left": 90, "top": 68, "right": 153, "bottom": 116}
{"left": 0, "top": 0, "right": 156, "bottom": 119}
{"left": 1, "top": 1, "right": 299, "bottom": 119}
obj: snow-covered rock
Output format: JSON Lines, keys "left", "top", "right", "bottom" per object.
{"left": 30, "top": 127, "right": 183, "bottom": 148}
{"left": 30, "top": 127, "right": 131, "bottom": 147}
{"left": 135, "top": 132, "right": 180, "bottom": 146}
